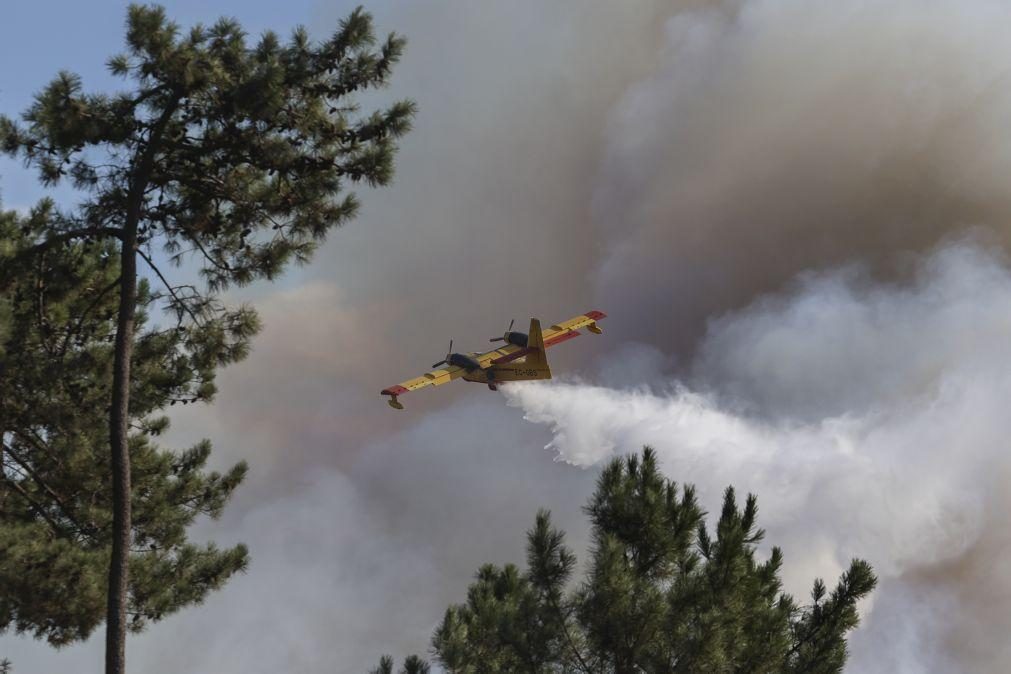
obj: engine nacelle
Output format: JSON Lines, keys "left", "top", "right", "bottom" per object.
{"left": 448, "top": 353, "right": 482, "bottom": 370}
{"left": 503, "top": 331, "right": 528, "bottom": 347}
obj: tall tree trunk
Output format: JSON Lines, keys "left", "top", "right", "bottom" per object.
{"left": 105, "top": 221, "right": 137, "bottom": 674}
{"left": 103, "top": 93, "right": 179, "bottom": 674}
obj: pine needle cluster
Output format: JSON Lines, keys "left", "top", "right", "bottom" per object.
{"left": 377, "top": 448, "right": 876, "bottom": 673}
{"left": 0, "top": 205, "right": 249, "bottom": 644}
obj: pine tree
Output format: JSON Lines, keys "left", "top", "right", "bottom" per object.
{"left": 0, "top": 201, "right": 250, "bottom": 645}
{"left": 381, "top": 447, "right": 877, "bottom": 673}
{"left": 0, "top": 5, "right": 413, "bottom": 672}
{"left": 371, "top": 655, "right": 430, "bottom": 674}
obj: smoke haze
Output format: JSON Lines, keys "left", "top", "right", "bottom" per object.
{"left": 592, "top": 0, "right": 1011, "bottom": 355}
{"left": 508, "top": 241, "right": 1011, "bottom": 671}
{"left": 7, "top": 0, "right": 1011, "bottom": 671}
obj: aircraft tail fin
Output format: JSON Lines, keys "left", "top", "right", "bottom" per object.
{"left": 526, "top": 318, "right": 550, "bottom": 372}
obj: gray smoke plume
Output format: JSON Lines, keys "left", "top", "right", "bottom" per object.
{"left": 592, "top": 0, "right": 1011, "bottom": 355}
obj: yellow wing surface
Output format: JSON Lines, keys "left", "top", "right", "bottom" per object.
{"left": 381, "top": 310, "right": 605, "bottom": 408}
{"left": 479, "top": 310, "right": 606, "bottom": 367}
{"left": 380, "top": 365, "right": 467, "bottom": 408}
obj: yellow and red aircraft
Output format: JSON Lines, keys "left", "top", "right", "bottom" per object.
{"left": 381, "top": 310, "right": 606, "bottom": 409}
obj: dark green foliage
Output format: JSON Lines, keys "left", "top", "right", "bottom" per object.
{"left": 392, "top": 447, "right": 876, "bottom": 673}
{"left": 402, "top": 655, "right": 431, "bottom": 674}
{"left": 0, "top": 205, "right": 249, "bottom": 644}
{"left": 431, "top": 513, "right": 587, "bottom": 673}
{"left": 786, "top": 559, "right": 877, "bottom": 673}
{"left": 0, "top": 3, "right": 414, "bottom": 293}
{"left": 0, "top": 3, "right": 412, "bottom": 667}
{"left": 371, "top": 655, "right": 430, "bottom": 674}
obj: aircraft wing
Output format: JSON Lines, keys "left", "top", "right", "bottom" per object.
{"left": 381, "top": 310, "right": 606, "bottom": 408}
{"left": 546, "top": 309, "right": 607, "bottom": 335}
{"left": 477, "top": 310, "right": 606, "bottom": 366}
{"left": 381, "top": 364, "right": 468, "bottom": 408}
{"left": 476, "top": 342, "right": 526, "bottom": 367}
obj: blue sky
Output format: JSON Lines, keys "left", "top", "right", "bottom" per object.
{"left": 0, "top": 0, "right": 323, "bottom": 210}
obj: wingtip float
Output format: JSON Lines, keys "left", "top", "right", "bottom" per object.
{"left": 380, "top": 310, "right": 606, "bottom": 410}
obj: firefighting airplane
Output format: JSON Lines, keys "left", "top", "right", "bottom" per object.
{"left": 381, "top": 310, "right": 606, "bottom": 409}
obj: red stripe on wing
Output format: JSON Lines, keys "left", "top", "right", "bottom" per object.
{"left": 585, "top": 310, "right": 606, "bottom": 320}
{"left": 491, "top": 330, "right": 582, "bottom": 365}
{"left": 381, "top": 385, "right": 409, "bottom": 396}
{"left": 545, "top": 330, "right": 581, "bottom": 347}
{"left": 492, "top": 348, "right": 531, "bottom": 365}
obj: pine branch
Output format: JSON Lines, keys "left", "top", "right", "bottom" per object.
{"left": 15, "top": 227, "right": 125, "bottom": 263}
{"left": 57, "top": 274, "right": 121, "bottom": 363}
{"left": 136, "top": 249, "right": 201, "bottom": 326}
{"left": 0, "top": 466, "right": 67, "bottom": 536}
{"left": 547, "top": 594, "right": 594, "bottom": 674}
{"left": 4, "top": 438, "right": 95, "bottom": 537}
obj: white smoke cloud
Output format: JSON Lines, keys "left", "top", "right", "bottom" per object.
{"left": 122, "top": 398, "right": 596, "bottom": 673}
{"left": 506, "top": 242, "right": 1011, "bottom": 672}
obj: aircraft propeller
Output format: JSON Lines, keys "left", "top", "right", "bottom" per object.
{"left": 432, "top": 339, "right": 453, "bottom": 368}
{"left": 489, "top": 319, "right": 515, "bottom": 342}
